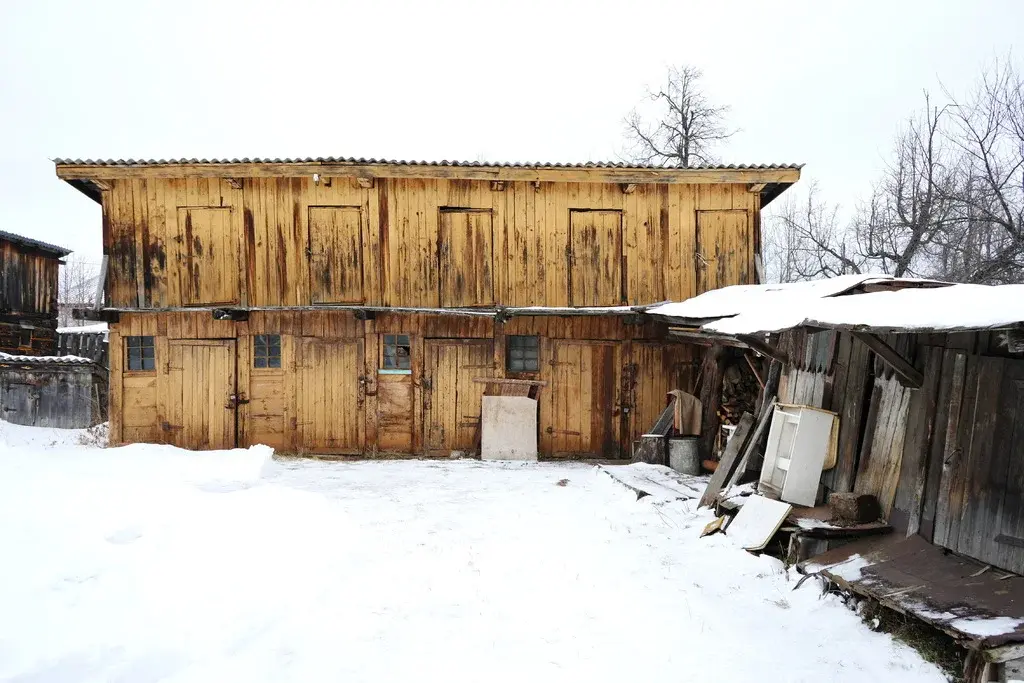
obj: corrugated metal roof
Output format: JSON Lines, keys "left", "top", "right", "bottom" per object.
{"left": 0, "top": 352, "right": 95, "bottom": 366}
{"left": 52, "top": 156, "right": 803, "bottom": 171}
{"left": 0, "top": 229, "right": 71, "bottom": 257}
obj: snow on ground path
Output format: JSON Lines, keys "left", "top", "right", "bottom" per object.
{"left": 0, "top": 430, "right": 945, "bottom": 682}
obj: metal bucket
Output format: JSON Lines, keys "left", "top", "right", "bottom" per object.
{"left": 668, "top": 437, "right": 701, "bottom": 475}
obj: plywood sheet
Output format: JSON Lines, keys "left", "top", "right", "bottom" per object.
{"left": 481, "top": 396, "right": 538, "bottom": 461}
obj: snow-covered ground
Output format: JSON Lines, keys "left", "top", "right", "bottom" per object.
{"left": 0, "top": 422, "right": 946, "bottom": 682}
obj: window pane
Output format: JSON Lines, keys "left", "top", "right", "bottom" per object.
{"left": 398, "top": 354, "right": 410, "bottom": 369}
{"left": 268, "top": 356, "right": 281, "bottom": 369}
{"left": 254, "top": 356, "right": 267, "bottom": 368}
{"left": 397, "top": 334, "right": 410, "bottom": 347}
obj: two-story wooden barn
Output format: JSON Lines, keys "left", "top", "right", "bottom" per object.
{"left": 55, "top": 157, "right": 800, "bottom": 457}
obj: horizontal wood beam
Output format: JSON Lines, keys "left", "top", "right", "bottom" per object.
{"left": 735, "top": 334, "right": 789, "bottom": 364}
{"left": 747, "top": 182, "right": 766, "bottom": 193}
{"left": 56, "top": 162, "right": 801, "bottom": 186}
{"left": 851, "top": 331, "right": 923, "bottom": 388}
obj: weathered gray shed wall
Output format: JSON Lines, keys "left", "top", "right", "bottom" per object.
{"left": 0, "top": 364, "right": 104, "bottom": 429}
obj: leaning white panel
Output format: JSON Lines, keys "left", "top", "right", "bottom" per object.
{"left": 481, "top": 396, "right": 538, "bottom": 461}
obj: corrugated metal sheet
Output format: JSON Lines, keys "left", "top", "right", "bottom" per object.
{"left": 0, "top": 352, "right": 95, "bottom": 366}
{"left": 53, "top": 156, "right": 803, "bottom": 170}
{"left": 0, "top": 229, "right": 71, "bottom": 257}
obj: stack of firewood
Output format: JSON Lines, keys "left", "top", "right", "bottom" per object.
{"left": 717, "top": 362, "right": 759, "bottom": 425}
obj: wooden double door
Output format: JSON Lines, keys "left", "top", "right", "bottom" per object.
{"left": 164, "top": 337, "right": 363, "bottom": 454}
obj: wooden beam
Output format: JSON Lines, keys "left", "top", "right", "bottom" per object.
{"left": 90, "top": 179, "right": 112, "bottom": 191}
{"left": 55, "top": 161, "right": 801, "bottom": 186}
{"left": 851, "top": 331, "right": 923, "bottom": 388}
{"left": 490, "top": 180, "right": 506, "bottom": 191}
{"left": 225, "top": 178, "right": 243, "bottom": 190}
{"left": 735, "top": 334, "right": 789, "bottom": 364}
{"left": 621, "top": 183, "right": 637, "bottom": 194}
{"left": 356, "top": 177, "right": 374, "bottom": 189}
{"left": 747, "top": 182, "right": 767, "bottom": 193}
{"left": 93, "top": 255, "right": 108, "bottom": 310}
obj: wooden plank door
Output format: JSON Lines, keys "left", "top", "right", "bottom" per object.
{"left": 939, "top": 356, "right": 1024, "bottom": 574}
{"left": 308, "top": 206, "right": 365, "bottom": 304}
{"left": 541, "top": 340, "right": 621, "bottom": 458}
{"left": 178, "top": 207, "right": 240, "bottom": 305}
{"left": 568, "top": 210, "right": 623, "bottom": 306}
{"left": 296, "top": 337, "right": 364, "bottom": 453}
{"left": 696, "top": 210, "right": 751, "bottom": 293}
{"left": 423, "top": 339, "right": 494, "bottom": 454}
{"left": 438, "top": 210, "right": 494, "bottom": 307}
{"left": 166, "top": 339, "right": 237, "bottom": 450}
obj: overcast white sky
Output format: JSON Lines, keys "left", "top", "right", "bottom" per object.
{"left": 1, "top": 0, "right": 1021, "bottom": 264}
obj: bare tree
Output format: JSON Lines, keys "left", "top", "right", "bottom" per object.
{"left": 58, "top": 256, "right": 101, "bottom": 327}
{"left": 766, "top": 56, "right": 1024, "bottom": 285}
{"left": 624, "top": 65, "right": 736, "bottom": 167}
{"left": 763, "top": 182, "right": 862, "bottom": 282}
{"left": 854, "top": 95, "right": 959, "bottom": 278}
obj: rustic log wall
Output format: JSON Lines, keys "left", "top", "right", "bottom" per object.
{"left": 0, "top": 239, "right": 62, "bottom": 355}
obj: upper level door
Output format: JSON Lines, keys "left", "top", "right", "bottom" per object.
{"left": 696, "top": 209, "right": 752, "bottom": 293}
{"left": 438, "top": 209, "right": 494, "bottom": 307}
{"left": 179, "top": 207, "right": 240, "bottom": 305}
{"left": 308, "top": 206, "right": 365, "bottom": 304}
{"left": 568, "top": 210, "right": 623, "bottom": 306}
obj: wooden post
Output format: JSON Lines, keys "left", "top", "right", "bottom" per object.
{"left": 699, "top": 344, "right": 726, "bottom": 460}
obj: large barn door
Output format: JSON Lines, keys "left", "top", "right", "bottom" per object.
{"left": 696, "top": 210, "right": 751, "bottom": 293}
{"left": 308, "top": 206, "right": 365, "bottom": 304}
{"left": 541, "top": 340, "right": 622, "bottom": 458}
{"left": 166, "top": 339, "right": 237, "bottom": 450}
{"left": 423, "top": 339, "right": 494, "bottom": 454}
{"left": 568, "top": 210, "right": 623, "bottom": 306}
{"left": 178, "top": 207, "right": 240, "bottom": 305}
{"left": 296, "top": 337, "right": 363, "bottom": 453}
{"left": 438, "top": 209, "right": 494, "bottom": 307}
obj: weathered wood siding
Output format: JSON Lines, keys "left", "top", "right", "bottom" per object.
{"left": 108, "top": 311, "right": 696, "bottom": 459}
{"left": 0, "top": 239, "right": 62, "bottom": 355}
{"left": 777, "top": 327, "right": 1024, "bottom": 575}
{"left": 102, "top": 178, "right": 758, "bottom": 309}
{"left": 0, "top": 363, "right": 102, "bottom": 428}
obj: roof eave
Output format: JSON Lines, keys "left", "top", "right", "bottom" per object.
{"left": 55, "top": 160, "right": 802, "bottom": 187}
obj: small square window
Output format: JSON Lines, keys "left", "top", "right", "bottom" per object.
{"left": 126, "top": 336, "right": 155, "bottom": 371}
{"left": 383, "top": 334, "right": 411, "bottom": 370}
{"left": 506, "top": 335, "right": 540, "bottom": 372}
{"left": 254, "top": 334, "right": 282, "bottom": 369}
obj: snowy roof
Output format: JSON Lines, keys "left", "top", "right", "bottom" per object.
{"left": 57, "top": 322, "right": 109, "bottom": 337}
{"left": 648, "top": 276, "right": 1024, "bottom": 334}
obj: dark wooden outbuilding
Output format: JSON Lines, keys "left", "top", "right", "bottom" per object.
{"left": 0, "top": 230, "right": 71, "bottom": 355}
